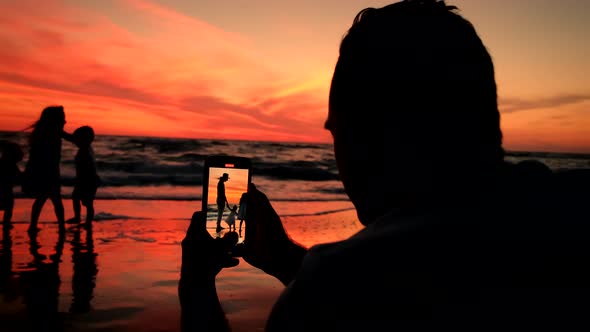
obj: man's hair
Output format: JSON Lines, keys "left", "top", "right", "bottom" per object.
{"left": 330, "top": 0, "right": 504, "bottom": 166}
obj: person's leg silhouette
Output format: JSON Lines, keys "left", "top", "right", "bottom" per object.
{"left": 29, "top": 195, "right": 48, "bottom": 233}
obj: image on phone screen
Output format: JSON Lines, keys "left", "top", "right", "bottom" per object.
{"left": 203, "top": 158, "right": 251, "bottom": 240}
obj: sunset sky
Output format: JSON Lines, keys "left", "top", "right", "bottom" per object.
{"left": 207, "top": 167, "right": 249, "bottom": 207}
{"left": 0, "top": 0, "right": 588, "bottom": 153}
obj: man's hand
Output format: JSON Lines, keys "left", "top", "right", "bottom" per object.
{"left": 178, "top": 211, "right": 239, "bottom": 332}
{"left": 181, "top": 211, "right": 239, "bottom": 281}
{"left": 241, "top": 184, "right": 307, "bottom": 285}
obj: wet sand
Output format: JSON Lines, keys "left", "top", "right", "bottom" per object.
{"left": 0, "top": 199, "right": 362, "bottom": 331}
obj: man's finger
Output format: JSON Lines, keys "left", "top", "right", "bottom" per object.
{"left": 185, "top": 210, "right": 214, "bottom": 242}
{"left": 217, "top": 232, "right": 240, "bottom": 268}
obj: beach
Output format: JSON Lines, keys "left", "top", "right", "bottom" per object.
{"left": 0, "top": 198, "right": 362, "bottom": 332}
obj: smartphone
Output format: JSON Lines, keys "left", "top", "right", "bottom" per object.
{"left": 202, "top": 155, "right": 252, "bottom": 239}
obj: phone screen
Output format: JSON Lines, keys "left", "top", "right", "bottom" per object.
{"left": 202, "top": 156, "right": 251, "bottom": 239}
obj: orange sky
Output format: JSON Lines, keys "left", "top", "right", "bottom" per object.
{"left": 207, "top": 167, "right": 249, "bottom": 205}
{"left": 0, "top": 0, "right": 588, "bottom": 153}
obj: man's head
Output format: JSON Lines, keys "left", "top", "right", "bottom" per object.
{"left": 325, "top": 0, "right": 504, "bottom": 224}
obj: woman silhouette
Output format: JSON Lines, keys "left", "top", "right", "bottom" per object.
{"left": 22, "top": 106, "right": 69, "bottom": 233}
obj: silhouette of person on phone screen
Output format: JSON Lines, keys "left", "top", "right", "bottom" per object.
{"left": 216, "top": 173, "right": 230, "bottom": 233}
{"left": 238, "top": 192, "right": 247, "bottom": 237}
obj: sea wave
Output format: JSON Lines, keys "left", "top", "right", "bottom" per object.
{"left": 281, "top": 207, "right": 356, "bottom": 217}
{"left": 97, "top": 232, "right": 156, "bottom": 243}
{"left": 93, "top": 212, "right": 147, "bottom": 221}
{"left": 12, "top": 192, "right": 351, "bottom": 202}
{"left": 58, "top": 160, "right": 338, "bottom": 187}
{"left": 2, "top": 131, "right": 589, "bottom": 192}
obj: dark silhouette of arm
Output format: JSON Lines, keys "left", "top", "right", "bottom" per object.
{"left": 179, "top": 275, "right": 231, "bottom": 332}
{"left": 243, "top": 184, "right": 308, "bottom": 285}
{"left": 62, "top": 130, "right": 74, "bottom": 143}
{"left": 179, "top": 212, "right": 238, "bottom": 332}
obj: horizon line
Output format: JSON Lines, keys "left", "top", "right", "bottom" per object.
{"left": 1, "top": 129, "right": 589, "bottom": 156}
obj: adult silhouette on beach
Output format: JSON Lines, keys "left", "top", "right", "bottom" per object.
{"left": 215, "top": 173, "right": 230, "bottom": 233}
{"left": 0, "top": 141, "right": 23, "bottom": 227}
{"left": 180, "top": 0, "right": 590, "bottom": 331}
{"left": 22, "top": 105, "right": 70, "bottom": 233}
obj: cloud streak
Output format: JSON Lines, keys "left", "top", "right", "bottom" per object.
{"left": 499, "top": 94, "right": 590, "bottom": 113}
{"left": 0, "top": 0, "right": 331, "bottom": 142}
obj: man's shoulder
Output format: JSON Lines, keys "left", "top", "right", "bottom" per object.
{"left": 302, "top": 211, "right": 441, "bottom": 277}
{"left": 270, "top": 212, "right": 452, "bottom": 331}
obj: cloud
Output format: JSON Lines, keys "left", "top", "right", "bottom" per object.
{"left": 178, "top": 91, "right": 326, "bottom": 135}
{"left": 0, "top": 70, "right": 168, "bottom": 105}
{"left": 0, "top": 0, "right": 330, "bottom": 142}
{"left": 499, "top": 94, "right": 590, "bottom": 113}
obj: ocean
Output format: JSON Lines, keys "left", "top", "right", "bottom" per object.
{"left": 2, "top": 130, "right": 589, "bottom": 205}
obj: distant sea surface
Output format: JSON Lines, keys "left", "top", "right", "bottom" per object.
{"left": 1, "top": 130, "right": 589, "bottom": 207}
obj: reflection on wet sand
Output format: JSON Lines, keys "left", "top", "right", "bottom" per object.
{"left": 0, "top": 225, "right": 98, "bottom": 331}
{"left": 20, "top": 230, "right": 65, "bottom": 330}
{"left": 0, "top": 209, "right": 326, "bottom": 332}
{"left": 70, "top": 225, "right": 98, "bottom": 314}
{"left": 0, "top": 225, "right": 17, "bottom": 306}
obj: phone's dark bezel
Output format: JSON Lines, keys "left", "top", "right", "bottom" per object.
{"left": 201, "top": 155, "right": 252, "bottom": 214}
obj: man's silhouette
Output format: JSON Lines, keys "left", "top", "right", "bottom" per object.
{"left": 180, "top": 1, "right": 590, "bottom": 331}
{"left": 216, "top": 173, "right": 229, "bottom": 233}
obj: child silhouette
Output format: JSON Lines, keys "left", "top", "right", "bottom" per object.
{"left": 0, "top": 142, "right": 24, "bottom": 227}
{"left": 225, "top": 204, "right": 238, "bottom": 232}
{"left": 65, "top": 126, "right": 100, "bottom": 227}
